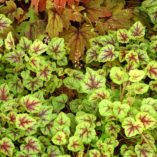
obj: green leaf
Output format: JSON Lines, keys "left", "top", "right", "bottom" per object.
{"left": 110, "top": 67, "right": 128, "bottom": 85}
{"left": 5, "top": 32, "right": 15, "bottom": 50}
{"left": 52, "top": 131, "right": 67, "bottom": 145}
{"left": 67, "top": 136, "right": 84, "bottom": 152}
{"left": 0, "top": 83, "right": 9, "bottom": 102}
{"left": 129, "top": 69, "right": 146, "bottom": 82}
{"left": 0, "top": 14, "right": 12, "bottom": 31}
{"left": 117, "top": 29, "right": 129, "bottom": 43}
{"left": 146, "top": 61, "right": 157, "bottom": 79}
{"left": 125, "top": 51, "right": 139, "bottom": 65}
{"left": 89, "top": 149, "right": 101, "bottom": 157}
{"left": 129, "top": 21, "right": 145, "bottom": 40}
{"left": 122, "top": 117, "right": 143, "bottom": 137}
{"left": 98, "top": 44, "right": 118, "bottom": 62}
{"left": 17, "top": 36, "right": 32, "bottom": 51}
{"left": 0, "top": 137, "right": 14, "bottom": 156}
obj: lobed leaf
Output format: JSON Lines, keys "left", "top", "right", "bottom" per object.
{"left": 117, "top": 29, "right": 129, "bottom": 43}
{"left": 129, "top": 69, "right": 146, "bottom": 82}
{"left": 146, "top": 61, "right": 157, "bottom": 79}
{"left": 52, "top": 131, "right": 67, "bottom": 145}
{"left": 0, "top": 14, "right": 12, "bottom": 31}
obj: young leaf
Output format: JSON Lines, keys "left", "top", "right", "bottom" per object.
{"left": 129, "top": 21, "right": 145, "bottom": 40}
{"left": 0, "top": 137, "right": 14, "bottom": 156}
{"left": 81, "top": 68, "right": 106, "bottom": 93}
{"left": 21, "top": 136, "right": 41, "bottom": 154}
{"left": 29, "top": 39, "right": 47, "bottom": 56}
{"left": 136, "top": 112, "right": 156, "bottom": 129}
{"left": 122, "top": 117, "right": 144, "bottom": 137}
{"left": 16, "top": 114, "right": 36, "bottom": 130}
{"left": 0, "top": 14, "right": 12, "bottom": 31}
{"left": 146, "top": 61, "right": 157, "bottom": 79}
{"left": 5, "top": 32, "right": 15, "bottom": 50}
{"left": 89, "top": 149, "right": 101, "bottom": 157}
{"left": 52, "top": 131, "right": 67, "bottom": 145}
{"left": 0, "top": 84, "right": 9, "bottom": 102}
{"left": 129, "top": 69, "right": 146, "bottom": 82}
{"left": 67, "top": 136, "right": 84, "bottom": 152}
{"left": 117, "top": 29, "right": 129, "bottom": 43}
{"left": 47, "top": 37, "right": 66, "bottom": 60}
{"left": 20, "top": 95, "right": 42, "bottom": 113}
{"left": 98, "top": 44, "right": 118, "bottom": 62}
{"left": 110, "top": 67, "right": 128, "bottom": 85}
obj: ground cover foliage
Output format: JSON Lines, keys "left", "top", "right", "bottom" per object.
{"left": 0, "top": 0, "right": 157, "bottom": 157}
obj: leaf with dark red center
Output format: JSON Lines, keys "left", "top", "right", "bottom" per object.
{"left": 129, "top": 21, "right": 145, "bottom": 40}
{"left": 4, "top": 32, "right": 15, "bottom": 50}
{"left": 125, "top": 51, "right": 139, "bottom": 65}
{"left": 16, "top": 114, "right": 36, "bottom": 130}
{"left": 117, "top": 29, "right": 129, "bottom": 43}
{"left": 0, "top": 84, "right": 9, "bottom": 102}
{"left": 7, "top": 112, "right": 16, "bottom": 124}
{"left": 89, "top": 149, "right": 101, "bottom": 157}
{"left": 149, "top": 40, "right": 157, "bottom": 54}
{"left": 98, "top": 45, "right": 118, "bottom": 62}
{"left": 21, "top": 95, "right": 42, "bottom": 113}
{"left": 137, "top": 49, "right": 149, "bottom": 64}
{"left": 122, "top": 117, "right": 143, "bottom": 137}
{"left": 81, "top": 68, "right": 106, "bottom": 93}
{"left": 52, "top": 131, "right": 67, "bottom": 145}
{"left": 29, "top": 39, "right": 47, "bottom": 56}
{"left": 146, "top": 61, "right": 157, "bottom": 79}
{"left": 136, "top": 112, "right": 156, "bottom": 129}
{"left": 149, "top": 80, "right": 157, "bottom": 92}
{"left": 20, "top": 136, "right": 41, "bottom": 154}
{"left": 68, "top": 136, "right": 84, "bottom": 152}
{"left": 0, "top": 137, "right": 14, "bottom": 156}
{"left": 0, "top": 14, "right": 12, "bottom": 31}
{"left": 17, "top": 36, "right": 32, "bottom": 51}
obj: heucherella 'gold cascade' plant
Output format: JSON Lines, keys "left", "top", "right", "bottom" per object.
{"left": 0, "top": 13, "right": 157, "bottom": 157}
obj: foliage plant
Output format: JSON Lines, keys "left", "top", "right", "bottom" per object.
{"left": 1, "top": 7, "right": 157, "bottom": 157}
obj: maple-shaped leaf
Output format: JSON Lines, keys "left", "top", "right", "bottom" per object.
{"left": 117, "top": 29, "right": 129, "bottom": 43}
{"left": 81, "top": 68, "right": 106, "bottom": 93}
{"left": 68, "top": 136, "right": 84, "bottom": 152}
{"left": 52, "top": 131, "right": 67, "bottom": 145}
{"left": 46, "top": 10, "right": 63, "bottom": 37}
{"left": 16, "top": 114, "right": 36, "bottom": 130}
{"left": 74, "top": 122, "right": 96, "bottom": 144}
{"left": 20, "top": 95, "right": 42, "bottom": 113}
{"left": 4, "top": 32, "right": 15, "bottom": 50}
{"left": 129, "top": 21, "right": 145, "bottom": 40}
{"left": 47, "top": 37, "right": 66, "bottom": 60}
{"left": 83, "top": 0, "right": 111, "bottom": 22}
{"left": 17, "top": 36, "right": 32, "bottom": 51}
{"left": 0, "top": 84, "right": 9, "bottom": 102}
{"left": 5, "top": 50, "right": 25, "bottom": 66}
{"left": 98, "top": 99, "right": 113, "bottom": 117}
{"left": 136, "top": 112, "right": 156, "bottom": 130}
{"left": 129, "top": 69, "right": 146, "bottom": 82}
{"left": 29, "top": 39, "right": 47, "bottom": 56}
{"left": 86, "top": 46, "right": 100, "bottom": 63}
{"left": 0, "top": 14, "right": 12, "bottom": 31}
{"left": 89, "top": 149, "right": 101, "bottom": 157}
{"left": 98, "top": 45, "right": 118, "bottom": 62}
{"left": 122, "top": 117, "right": 143, "bottom": 137}
{"left": 135, "top": 144, "right": 154, "bottom": 157}
{"left": 110, "top": 67, "right": 128, "bottom": 85}
{"left": 146, "top": 61, "right": 157, "bottom": 79}
{"left": 62, "top": 24, "right": 97, "bottom": 62}
{"left": 20, "top": 136, "right": 41, "bottom": 154}
{"left": 89, "top": 88, "right": 110, "bottom": 102}
{"left": 0, "top": 137, "right": 14, "bottom": 156}
{"left": 125, "top": 51, "right": 139, "bottom": 65}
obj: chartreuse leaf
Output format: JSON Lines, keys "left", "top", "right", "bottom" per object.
{"left": 136, "top": 112, "right": 156, "bottom": 130}
{"left": 149, "top": 80, "right": 157, "bottom": 91}
{"left": 89, "top": 149, "right": 101, "bottom": 157}
{"left": 0, "top": 14, "right": 12, "bottom": 31}
{"left": 0, "top": 137, "right": 14, "bottom": 156}
{"left": 129, "top": 69, "right": 146, "bottom": 82}
{"left": 74, "top": 122, "right": 96, "bottom": 144}
{"left": 99, "top": 99, "right": 113, "bottom": 117}
{"left": 129, "top": 21, "right": 145, "bottom": 40}
{"left": 47, "top": 145, "right": 62, "bottom": 157}
{"left": 0, "top": 83, "right": 9, "bottom": 102}
{"left": 29, "top": 39, "right": 47, "bottom": 56}
{"left": 123, "top": 150, "right": 136, "bottom": 157}
{"left": 117, "top": 29, "right": 130, "bottom": 43}
{"left": 20, "top": 136, "right": 41, "bottom": 154}
{"left": 110, "top": 67, "right": 128, "bottom": 85}
{"left": 149, "top": 40, "right": 157, "bottom": 53}
{"left": 17, "top": 36, "right": 32, "bottom": 51}
{"left": 146, "top": 61, "right": 157, "bottom": 79}
{"left": 5, "top": 32, "right": 15, "bottom": 50}
{"left": 67, "top": 136, "right": 84, "bottom": 152}
{"left": 122, "top": 117, "right": 144, "bottom": 137}
{"left": 15, "top": 113, "right": 36, "bottom": 130}
{"left": 81, "top": 68, "right": 106, "bottom": 93}
{"left": 47, "top": 37, "right": 66, "bottom": 60}
{"left": 125, "top": 51, "right": 139, "bottom": 65}
{"left": 52, "top": 131, "right": 67, "bottom": 145}
{"left": 20, "top": 95, "right": 42, "bottom": 113}
{"left": 98, "top": 44, "right": 118, "bottom": 62}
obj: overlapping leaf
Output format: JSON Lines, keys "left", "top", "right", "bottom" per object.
{"left": 0, "top": 14, "right": 12, "bottom": 31}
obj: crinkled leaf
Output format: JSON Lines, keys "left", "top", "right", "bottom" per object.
{"left": 117, "top": 29, "right": 129, "bottom": 43}
{"left": 0, "top": 14, "right": 12, "bottom": 31}
{"left": 110, "top": 67, "right": 128, "bottom": 85}
{"left": 122, "top": 117, "right": 143, "bottom": 137}
{"left": 0, "top": 137, "right": 14, "bottom": 156}
{"left": 129, "top": 69, "right": 146, "bottom": 82}
{"left": 5, "top": 32, "right": 15, "bottom": 50}
{"left": 52, "top": 131, "right": 67, "bottom": 145}
{"left": 125, "top": 51, "right": 139, "bottom": 65}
